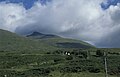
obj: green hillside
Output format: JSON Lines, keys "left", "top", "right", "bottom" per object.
{"left": 27, "top": 31, "right": 95, "bottom": 48}
{"left": 0, "top": 29, "right": 56, "bottom": 53}
{"left": 0, "top": 29, "right": 94, "bottom": 53}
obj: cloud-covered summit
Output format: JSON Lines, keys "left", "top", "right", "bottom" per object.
{"left": 0, "top": 0, "right": 120, "bottom": 48}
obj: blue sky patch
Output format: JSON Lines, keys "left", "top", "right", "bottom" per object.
{"left": 0, "top": 0, "right": 51, "bottom": 9}
{"left": 101, "top": 0, "right": 120, "bottom": 10}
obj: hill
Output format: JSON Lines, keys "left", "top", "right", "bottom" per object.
{"left": 0, "top": 29, "right": 94, "bottom": 53}
{"left": 27, "top": 31, "right": 59, "bottom": 39}
{"left": 0, "top": 29, "right": 56, "bottom": 53}
{"left": 26, "top": 31, "right": 95, "bottom": 48}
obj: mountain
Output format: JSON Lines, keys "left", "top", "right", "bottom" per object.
{"left": 0, "top": 29, "right": 94, "bottom": 53}
{"left": 27, "top": 31, "right": 95, "bottom": 48}
{"left": 27, "top": 31, "right": 59, "bottom": 39}
{"left": 0, "top": 29, "right": 56, "bottom": 53}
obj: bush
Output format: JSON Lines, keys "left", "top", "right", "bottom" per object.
{"left": 81, "top": 51, "right": 88, "bottom": 59}
{"left": 66, "top": 56, "right": 73, "bottom": 60}
{"left": 96, "top": 50, "right": 104, "bottom": 57}
{"left": 54, "top": 58, "right": 62, "bottom": 63}
{"left": 60, "top": 67, "right": 82, "bottom": 73}
{"left": 88, "top": 67, "right": 100, "bottom": 73}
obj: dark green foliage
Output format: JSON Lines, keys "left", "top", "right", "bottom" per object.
{"left": 60, "top": 67, "right": 82, "bottom": 73}
{"left": 81, "top": 51, "right": 88, "bottom": 59}
{"left": 96, "top": 50, "right": 104, "bottom": 57}
{"left": 56, "top": 42, "right": 93, "bottom": 48}
{"left": 65, "top": 56, "right": 73, "bottom": 60}
{"left": 0, "top": 48, "right": 120, "bottom": 76}
{"left": 87, "top": 66, "right": 100, "bottom": 73}
{"left": 27, "top": 68, "right": 51, "bottom": 75}
{"left": 52, "top": 50, "right": 63, "bottom": 54}
{"left": 54, "top": 58, "right": 62, "bottom": 63}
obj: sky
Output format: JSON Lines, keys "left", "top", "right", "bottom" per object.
{"left": 0, "top": 0, "right": 120, "bottom": 48}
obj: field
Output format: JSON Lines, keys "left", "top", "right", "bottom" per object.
{"left": 0, "top": 29, "right": 120, "bottom": 77}
{"left": 49, "top": 72, "right": 117, "bottom": 77}
{"left": 0, "top": 48, "right": 120, "bottom": 77}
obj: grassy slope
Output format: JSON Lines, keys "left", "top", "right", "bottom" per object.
{"left": 41, "top": 37, "right": 94, "bottom": 48}
{"left": 0, "top": 29, "right": 56, "bottom": 53}
{"left": 49, "top": 71, "right": 117, "bottom": 77}
{"left": 0, "top": 29, "right": 94, "bottom": 53}
{"left": 27, "top": 32, "right": 95, "bottom": 49}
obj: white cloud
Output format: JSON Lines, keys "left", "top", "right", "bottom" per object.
{"left": 15, "top": 0, "right": 104, "bottom": 40}
{"left": 0, "top": 2, "right": 26, "bottom": 31}
{"left": 96, "top": 3, "right": 120, "bottom": 47}
{"left": 0, "top": 0, "right": 120, "bottom": 47}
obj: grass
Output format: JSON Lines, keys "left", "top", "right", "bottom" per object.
{"left": 0, "top": 51, "right": 119, "bottom": 77}
{"left": 0, "top": 29, "right": 94, "bottom": 53}
{"left": 49, "top": 71, "right": 117, "bottom": 77}
{"left": 0, "top": 52, "right": 120, "bottom": 77}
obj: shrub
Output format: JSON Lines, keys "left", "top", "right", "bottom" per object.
{"left": 88, "top": 67, "right": 100, "bottom": 73}
{"left": 66, "top": 56, "right": 73, "bottom": 60}
{"left": 96, "top": 50, "right": 104, "bottom": 57}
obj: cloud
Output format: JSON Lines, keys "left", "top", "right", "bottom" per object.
{"left": 95, "top": 4, "right": 120, "bottom": 47}
{"left": 0, "top": 2, "right": 26, "bottom": 31}
{"left": 15, "top": 0, "right": 104, "bottom": 40}
{"left": 0, "top": 0, "right": 120, "bottom": 47}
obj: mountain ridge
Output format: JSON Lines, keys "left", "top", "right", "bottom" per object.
{"left": 26, "top": 31, "right": 95, "bottom": 48}
{"left": 0, "top": 29, "right": 95, "bottom": 53}
{"left": 26, "top": 31, "right": 60, "bottom": 39}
